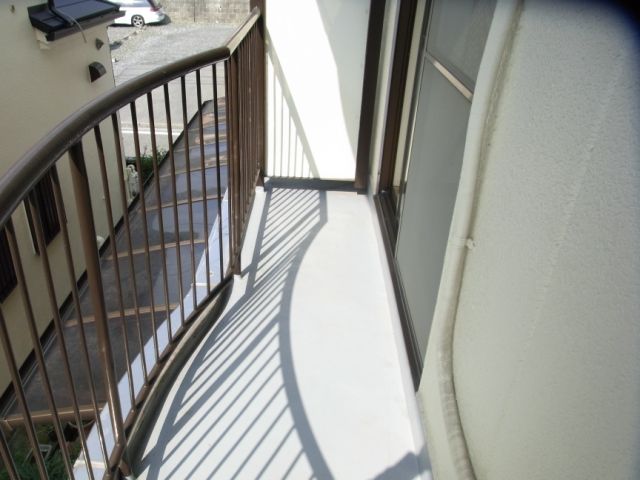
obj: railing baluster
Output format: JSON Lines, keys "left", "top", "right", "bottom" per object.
{"left": 251, "top": 28, "right": 261, "bottom": 183}
{"left": 212, "top": 64, "right": 225, "bottom": 279}
{"left": 227, "top": 53, "right": 242, "bottom": 274}
{"left": 130, "top": 101, "right": 161, "bottom": 364}
{"left": 256, "top": 18, "right": 266, "bottom": 185}
{"left": 255, "top": 15, "right": 266, "bottom": 185}
{"left": 248, "top": 38, "right": 254, "bottom": 206}
{"left": 246, "top": 37, "right": 252, "bottom": 204}
{"left": 0, "top": 305, "right": 48, "bottom": 479}
{"left": 50, "top": 166, "right": 111, "bottom": 470}
{"left": 94, "top": 125, "right": 136, "bottom": 411}
{"left": 249, "top": 34, "right": 254, "bottom": 194}
{"left": 237, "top": 43, "right": 244, "bottom": 231}
{"left": 246, "top": 31, "right": 251, "bottom": 191}
{"left": 111, "top": 113, "right": 149, "bottom": 386}
{"left": 0, "top": 425, "right": 18, "bottom": 480}
{"left": 196, "top": 69, "right": 211, "bottom": 294}
{"left": 225, "top": 61, "right": 233, "bottom": 274}
{"left": 5, "top": 218, "right": 76, "bottom": 479}
{"left": 181, "top": 75, "right": 198, "bottom": 307}
{"left": 147, "top": 91, "right": 174, "bottom": 344}
{"left": 68, "top": 141, "right": 129, "bottom": 476}
{"left": 163, "top": 84, "right": 186, "bottom": 328}
{"left": 253, "top": 29, "right": 258, "bottom": 179}
{"left": 242, "top": 40, "right": 247, "bottom": 214}
{"left": 27, "top": 185, "right": 95, "bottom": 480}
{"left": 227, "top": 56, "right": 235, "bottom": 273}
{"left": 251, "top": 28, "right": 256, "bottom": 185}
{"left": 248, "top": 34, "right": 255, "bottom": 208}
{"left": 239, "top": 43, "right": 247, "bottom": 229}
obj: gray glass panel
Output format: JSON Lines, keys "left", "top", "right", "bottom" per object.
{"left": 427, "top": 0, "right": 496, "bottom": 88}
{"left": 396, "top": 61, "right": 471, "bottom": 361}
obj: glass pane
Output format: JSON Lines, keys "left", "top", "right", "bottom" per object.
{"left": 427, "top": 0, "right": 496, "bottom": 88}
{"left": 395, "top": 60, "right": 471, "bottom": 361}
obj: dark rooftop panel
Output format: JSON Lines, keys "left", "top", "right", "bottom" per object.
{"left": 28, "top": 0, "right": 123, "bottom": 41}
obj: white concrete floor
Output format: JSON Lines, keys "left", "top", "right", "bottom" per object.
{"left": 133, "top": 182, "right": 425, "bottom": 479}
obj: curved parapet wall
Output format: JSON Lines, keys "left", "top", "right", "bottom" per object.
{"left": 421, "top": 1, "right": 640, "bottom": 478}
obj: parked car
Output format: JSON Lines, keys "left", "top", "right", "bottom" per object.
{"left": 111, "top": 0, "right": 166, "bottom": 27}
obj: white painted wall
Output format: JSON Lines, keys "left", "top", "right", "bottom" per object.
{"left": 265, "top": 0, "right": 369, "bottom": 180}
{"left": 418, "top": 1, "right": 640, "bottom": 478}
{"left": 0, "top": 3, "right": 121, "bottom": 393}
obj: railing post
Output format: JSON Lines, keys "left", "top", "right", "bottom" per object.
{"left": 251, "top": 0, "right": 266, "bottom": 186}
{"left": 228, "top": 52, "right": 242, "bottom": 275}
{"left": 68, "top": 141, "right": 130, "bottom": 476}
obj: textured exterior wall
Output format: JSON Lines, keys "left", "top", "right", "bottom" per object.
{"left": 161, "top": 0, "right": 249, "bottom": 24}
{"left": 445, "top": 1, "right": 640, "bottom": 479}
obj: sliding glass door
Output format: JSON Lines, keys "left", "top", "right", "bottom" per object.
{"left": 378, "top": 0, "right": 496, "bottom": 382}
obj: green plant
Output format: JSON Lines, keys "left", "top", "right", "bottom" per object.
{"left": 15, "top": 450, "right": 66, "bottom": 480}
{"left": 125, "top": 147, "right": 168, "bottom": 184}
{"left": 0, "top": 424, "right": 83, "bottom": 480}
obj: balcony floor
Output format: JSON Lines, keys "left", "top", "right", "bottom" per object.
{"left": 133, "top": 181, "right": 424, "bottom": 479}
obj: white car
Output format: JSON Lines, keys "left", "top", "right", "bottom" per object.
{"left": 112, "top": 0, "right": 166, "bottom": 28}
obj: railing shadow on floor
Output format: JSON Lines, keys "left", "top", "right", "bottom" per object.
{"left": 132, "top": 183, "right": 335, "bottom": 479}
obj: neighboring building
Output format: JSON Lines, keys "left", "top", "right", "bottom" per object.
{"left": 0, "top": 2, "right": 123, "bottom": 397}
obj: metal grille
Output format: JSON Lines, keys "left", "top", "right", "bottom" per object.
{"left": 0, "top": 229, "right": 16, "bottom": 302}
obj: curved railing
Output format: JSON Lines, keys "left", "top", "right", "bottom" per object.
{"left": 0, "top": 7, "right": 264, "bottom": 479}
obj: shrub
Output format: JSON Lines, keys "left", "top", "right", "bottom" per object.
{"left": 125, "top": 147, "right": 168, "bottom": 184}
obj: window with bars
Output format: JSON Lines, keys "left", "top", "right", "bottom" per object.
{"left": 26, "top": 173, "right": 61, "bottom": 253}
{"left": 0, "top": 229, "right": 17, "bottom": 303}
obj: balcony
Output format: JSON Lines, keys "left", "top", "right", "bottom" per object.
{"left": 130, "top": 181, "right": 424, "bottom": 479}
{"left": 0, "top": 7, "right": 424, "bottom": 480}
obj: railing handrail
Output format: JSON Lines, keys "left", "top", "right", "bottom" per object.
{"left": 227, "top": 7, "right": 261, "bottom": 54}
{"left": 0, "top": 6, "right": 265, "bottom": 475}
{"left": 0, "top": 6, "right": 261, "bottom": 230}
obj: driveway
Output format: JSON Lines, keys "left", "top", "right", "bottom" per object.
{"left": 108, "top": 22, "right": 237, "bottom": 156}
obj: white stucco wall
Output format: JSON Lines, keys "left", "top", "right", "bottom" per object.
{"left": 420, "top": 1, "right": 640, "bottom": 478}
{"left": 265, "top": 0, "right": 369, "bottom": 180}
{"left": 0, "top": 4, "right": 121, "bottom": 393}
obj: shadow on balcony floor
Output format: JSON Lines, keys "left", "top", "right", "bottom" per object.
{"left": 132, "top": 181, "right": 425, "bottom": 479}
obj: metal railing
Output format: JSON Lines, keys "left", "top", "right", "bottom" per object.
{"left": 0, "top": 7, "right": 264, "bottom": 479}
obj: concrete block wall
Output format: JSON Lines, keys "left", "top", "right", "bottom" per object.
{"left": 161, "top": 0, "right": 249, "bottom": 24}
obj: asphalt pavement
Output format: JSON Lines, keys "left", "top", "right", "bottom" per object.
{"left": 107, "top": 21, "right": 237, "bottom": 156}
{"left": 108, "top": 22, "right": 237, "bottom": 84}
